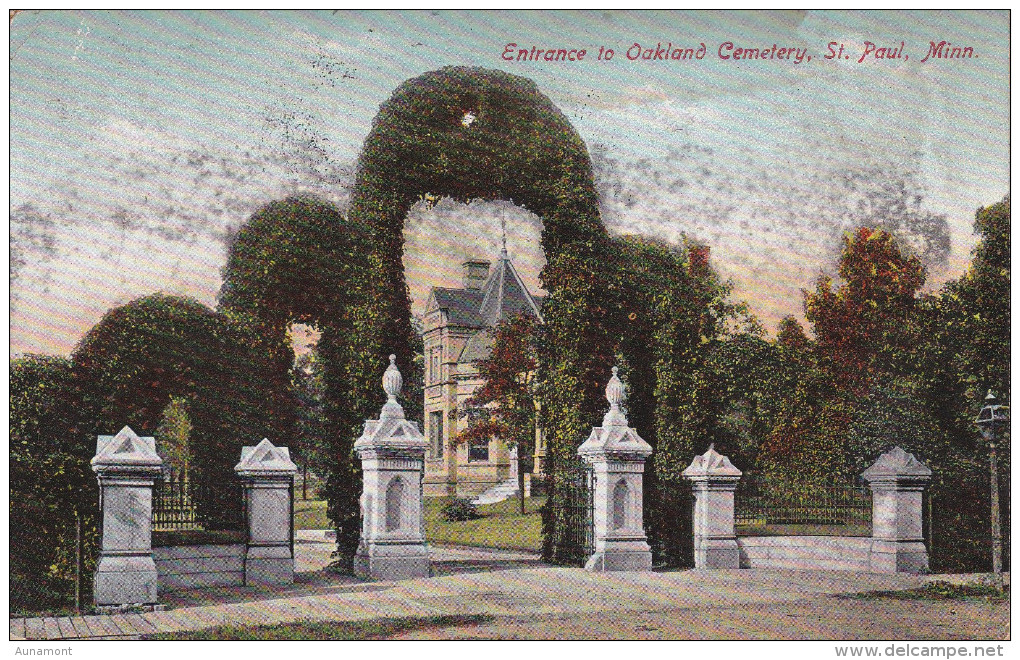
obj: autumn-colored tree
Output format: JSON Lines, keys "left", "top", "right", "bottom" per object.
{"left": 776, "top": 315, "right": 810, "bottom": 355}
{"left": 457, "top": 313, "right": 539, "bottom": 514}
{"left": 805, "top": 227, "right": 925, "bottom": 391}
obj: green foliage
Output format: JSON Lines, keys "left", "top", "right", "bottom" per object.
{"left": 154, "top": 396, "right": 192, "bottom": 478}
{"left": 805, "top": 227, "right": 926, "bottom": 392}
{"left": 72, "top": 293, "right": 284, "bottom": 527}
{"left": 897, "top": 196, "right": 1011, "bottom": 572}
{"left": 219, "top": 195, "right": 379, "bottom": 566}
{"left": 760, "top": 200, "right": 1011, "bottom": 572}
{"left": 596, "top": 236, "right": 735, "bottom": 566}
{"left": 10, "top": 355, "right": 96, "bottom": 612}
{"left": 440, "top": 497, "right": 480, "bottom": 522}
{"left": 291, "top": 351, "right": 332, "bottom": 479}
{"left": 348, "top": 66, "right": 614, "bottom": 563}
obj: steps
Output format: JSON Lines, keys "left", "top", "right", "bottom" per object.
{"left": 471, "top": 478, "right": 520, "bottom": 505}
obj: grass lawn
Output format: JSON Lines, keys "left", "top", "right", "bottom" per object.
{"left": 294, "top": 496, "right": 545, "bottom": 553}
{"left": 147, "top": 614, "right": 495, "bottom": 640}
{"left": 841, "top": 580, "right": 1010, "bottom": 603}
{"left": 294, "top": 498, "right": 330, "bottom": 530}
{"left": 424, "top": 496, "right": 544, "bottom": 552}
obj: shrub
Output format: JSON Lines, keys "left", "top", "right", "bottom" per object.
{"left": 10, "top": 355, "right": 97, "bottom": 612}
{"left": 441, "top": 497, "right": 480, "bottom": 522}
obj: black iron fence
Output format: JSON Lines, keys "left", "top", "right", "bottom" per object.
{"left": 734, "top": 479, "right": 872, "bottom": 535}
{"left": 152, "top": 474, "right": 246, "bottom": 532}
{"left": 548, "top": 463, "right": 595, "bottom": 565}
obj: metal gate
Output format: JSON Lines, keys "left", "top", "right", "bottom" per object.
{"left": 555, "top": 462, "right": 595, "bottom": 565}
{"left": 151, "top": 472, "right": 247, "bottom": 533}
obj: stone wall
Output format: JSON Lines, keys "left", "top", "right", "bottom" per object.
{"left": 737, "top": 536, "right": 876, "bottom": 572}
{"left": 685, "top": 446, "right": 933, "bottom": 574}
{"left": 153, "top": 544, "right": 245, "bottom": 591}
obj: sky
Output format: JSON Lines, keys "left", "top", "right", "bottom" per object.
{"left": 9, "top": 10, "right": 1010, "bottom": 357}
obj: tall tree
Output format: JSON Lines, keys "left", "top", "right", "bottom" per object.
{"left": 805, "top": 227, "right": 926, "bottom": 392}
{"left": 154, "top": 396, "right": 192, "bottom": 479}
{"left": 457, "top": 313, "right": 539, "bottom": 514}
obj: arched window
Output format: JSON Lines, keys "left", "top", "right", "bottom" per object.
{"left": 612, "top": 479, "right": 630, "bottom": 530}
{"left": 385, "top": 478, "right": 404, "bottom": 531}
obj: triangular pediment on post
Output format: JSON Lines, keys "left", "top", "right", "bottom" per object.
{"left": 92, "top": 426, "right": 162, "bottom": 470}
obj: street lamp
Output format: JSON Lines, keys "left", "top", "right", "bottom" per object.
{"left": 975, "top": 390, "right": 1009, "bottom": 584}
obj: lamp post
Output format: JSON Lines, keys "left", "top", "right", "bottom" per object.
{"left": 975, "top": 390, "right": 1009, "bottom": 586}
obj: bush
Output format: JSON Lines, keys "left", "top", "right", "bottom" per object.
{"left": 10, "top": 355, "right": 97, "bottom": 612}
{"left": 441, "top": 497, "right": 480, "bottom": 522}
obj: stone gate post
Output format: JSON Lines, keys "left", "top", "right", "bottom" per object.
{"left": 235, "top": 438, "right": 298, "bottom": 585}
{"left": 683, "top": 445, "right": 742, "bottom": 569}
{"left": 354, "top": 355, "right": 430, "bottom": 580}
{"left": 578, "top": 367, "right": 654, "bottom": 571}
{"left": 91, "top": 426, "right": 163, "bottom": 608}
{"left": 862, "top": 446, "right": 932, "bottom": 573}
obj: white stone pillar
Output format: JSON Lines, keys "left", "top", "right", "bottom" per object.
{"left": 235, "top": 438, "right": 298, "bottom": 585}
{"left": 862, "top": 446, "right": 932, "bottom": 574}
{"left": 683, "top": 445, "right": 742, "bottom": 569}
{"left": 578, "top": 367, "right": 654, "bottom": 571}
{"left": 91, "top": 426, "right": 163, "bottom": 607}
{"left": 354, "top": 355, "right": 430, "bottom": 580}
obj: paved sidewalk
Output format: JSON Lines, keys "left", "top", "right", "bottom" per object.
{"left": 9, "top": 536, "right": 1001, "bottom": 641}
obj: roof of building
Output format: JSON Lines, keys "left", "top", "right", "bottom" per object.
{"left": 429, "top": 248, "right": 544, "bottom": 330}
{"left": 477, "top": 249, "right": 544, "bottom": 327}
{"left": 429, "top": 248, "right": 544, "bottom": 363}
{"left": 431, "top": 287, "right": 486, "bottom": 327}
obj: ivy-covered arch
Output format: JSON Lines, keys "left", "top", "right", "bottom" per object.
{"left": 347, "top": 66, "right": 619, "bottom": 563}
{"left": 218, "top": 195, "right": 381, "bottom": 554}
{"left": 65, "top": 68, "right": 709, "bottom": 568}
{"left": 71, "top": 294, "right": 286, "bottom": 526}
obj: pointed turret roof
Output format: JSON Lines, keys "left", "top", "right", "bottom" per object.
{"left": 428, "top": 248, "right": 544, "bottom": 331}
{"left": 476, "top": 248, "right": 544, "bottom": 326}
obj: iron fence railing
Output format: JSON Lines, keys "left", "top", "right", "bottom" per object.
{"left": 734, "top": 479, "right": 872, "bottom": 534}
{"left": 151, "top": 475, "right": 246, "bottom": 532}
{"left": 547, "top": 463, "right": 595, "bottom": 565}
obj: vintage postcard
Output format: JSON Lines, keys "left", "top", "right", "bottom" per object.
{"left": 9, "top": 9, "right": 1010, "bottom": 650}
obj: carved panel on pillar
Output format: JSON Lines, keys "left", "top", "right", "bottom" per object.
{"left": 91, "top": 426, "right": 163, "bottom": 607}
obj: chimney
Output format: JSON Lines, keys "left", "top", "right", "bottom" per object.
{"left": 462, "top": 259, "right": 490, "bottom": 290}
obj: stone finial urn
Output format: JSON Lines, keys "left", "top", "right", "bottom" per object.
{"left": 578, "top": 367, "right": 653, "bottom": 572}
{"left": 353, "top": 355, "right": 430, "bottom": 580}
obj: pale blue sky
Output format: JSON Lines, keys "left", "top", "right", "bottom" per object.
{"left": 10, "top": 10, "right": 1009, "bottom": 355}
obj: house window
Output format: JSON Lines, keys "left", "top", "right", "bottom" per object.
{"left": 430, "top": 348, "right": 441, "bottom": 384}
{"left": 429, "top": 411, "right": 444, "bottom": 459}
{"left": 469, "top": 438, "right": 489, "bottom": 463}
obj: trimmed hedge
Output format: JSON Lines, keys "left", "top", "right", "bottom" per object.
{"left": 72, "top": 294, "right": 286, "bottom": 527}
{"left": 11, "top": 355, "right": 95, "bottom": 612}
{"left": 347, "top": 66, "right": 617, "bottom": 564}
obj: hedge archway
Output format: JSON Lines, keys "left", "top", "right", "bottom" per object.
{"left": 64, "top": 67, "right": 710, "bottom": 568}
{"left": 218, "top": 195, "right": 381, "bottom": 553}
{"left": 347, "top": 66, "right": 618, "bottom": 563}
{"left": 71, "top": 294, "right": 287, "bottom": 526}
